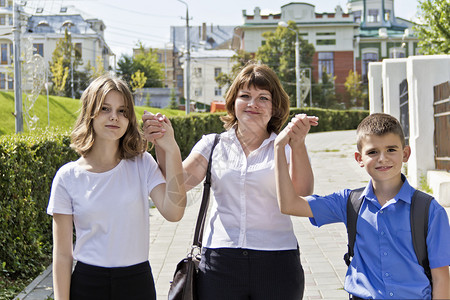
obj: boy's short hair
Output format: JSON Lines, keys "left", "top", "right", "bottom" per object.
{"left": 356, "top": 113, "right": 406, "bottom": 151}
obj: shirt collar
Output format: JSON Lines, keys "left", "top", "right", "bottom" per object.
{"left": 362, "top": 174, "right": 415, "bottom": 204}
{"left": 228, "top": 126, "right": 277, "bottom": 148}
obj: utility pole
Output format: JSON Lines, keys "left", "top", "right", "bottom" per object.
{"left": 13, "top": 1, "right": 23, "bottom": 133}
{"left": 177, "top": 0, "right": 190, "bottom": 114}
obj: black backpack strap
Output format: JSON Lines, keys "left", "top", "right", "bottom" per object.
{"left": 410, "top": 189, "right": 433, "bottom": 283}
{"left": 344, "top": 187, "right": 365, "bottom": 266}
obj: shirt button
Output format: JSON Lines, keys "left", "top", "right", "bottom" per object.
{"left": 242, "top": 250, "right": 248, "bottom": 256}
{"left": 389, "top": 292, "right": 394, "bottom": 297}
{"left": 385, "top": 272, "right": 390, "bottom": 277}
{"left": 380, "top": 231, "right": 385, "bottom": 236}
{"left": 383, "top": 252, "right": 388, "bottom": 256}
{"left": 380, "top": 210, "right": 384, "bottom": 214}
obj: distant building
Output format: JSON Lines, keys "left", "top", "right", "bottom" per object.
{"left": 190, "top": 49, "right": 235, "bottom": 106}
{"left": 0, "top": 2, "right": 113, "bottom": 91}
{"left": 238, "top": 0, "right": 418, "bottom": 100}
{"left": 169, "top": 23, "right": 237, "bottom": 106}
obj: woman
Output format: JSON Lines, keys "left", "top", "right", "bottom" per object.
{"left": 143, "top": 63, "right": 318, "bottom": 299}
{"left": 48, "top": 75, "right": 186, "bottom": 300}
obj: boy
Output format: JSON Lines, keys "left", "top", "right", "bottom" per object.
{"left": 275, "top": 113, "right": 450, "bottom": 299}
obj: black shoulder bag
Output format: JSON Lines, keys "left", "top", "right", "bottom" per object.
{"left": 168, "top": 134, "right": 220, "bottom": 300}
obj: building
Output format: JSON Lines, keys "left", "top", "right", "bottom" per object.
{"left": 169, "top": 23, "right": 236, "bottom": 106}
{"left": 237, "top": 1, "right": 418, "bottom": 103}
{"left": 0, "top": 2, "right": 113, "bottom": 91}
{"left": 190, "top": 49, "right": 235, "bottom": 106}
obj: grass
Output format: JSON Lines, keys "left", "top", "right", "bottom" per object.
{"left": 0, "top": 91, "right": 186, "bottom": 136}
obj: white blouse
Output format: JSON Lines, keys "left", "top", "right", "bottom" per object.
{"left": 192, "top": 128, "right": 298, "bottom": 251}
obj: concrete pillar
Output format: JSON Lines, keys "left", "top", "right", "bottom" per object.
{"left": 368, "top": 62, "right": 383, "bottom": 113}
{"left": 382, "top": 58, "right": 407, "bottom": 120}
{"left": 407, "top": 55, "right": 450, "bottom": 187}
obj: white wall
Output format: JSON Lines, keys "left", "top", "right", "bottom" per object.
{"left": 368, "top": 62, "right": 383, "bottom": 113}
{"left": 382, "top": 58, "right": 407, "bottom": 119}
{"left": 407, "top": 55, "right": 450, "bottom": 187}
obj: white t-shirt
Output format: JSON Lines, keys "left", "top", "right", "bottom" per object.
{"left": 192, "top": 128, "right": 298, "bottom": 251}
{"left": 47, "top": 152, "right": 165, "bottom": 267}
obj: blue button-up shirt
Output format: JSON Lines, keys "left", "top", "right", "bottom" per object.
{"left": 307, "top": 176, "right": 450, "bottom": 299}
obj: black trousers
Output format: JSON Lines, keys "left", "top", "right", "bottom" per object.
{"left": 70, "top": 261, "right": 156, "bottom": 300}
{"left": 198, "top": 247, "right": 305, "bottom": 300}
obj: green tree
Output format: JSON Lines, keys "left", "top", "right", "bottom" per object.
{"left": 117, "top": 42, "right": 165, "bottom": 88}
{"left": 48, "top": 28, "right": 89, "bottom": 98}
{"left": 415, "top": 0, "right": 450, "bottom": 54}
{"left": 215, "top": 51, "right": 253, "bottom": 90}
{"left": 169, "top": 88, "right": 178, "bottom": 109}
{"left": 90, "top": 56, "right": 106, "bottom": 79}
{"left": 256, "top": 21, "right": 315, "bottom": 107}
{"left": 131, "top": 70, "right": 147, "bottom": 106}
{"left": 49, "top": 55, "right": 69, "bottom": 96}
{"left": 344, "top": 70, "right": 366, "bottom": 108}
{"left": 314, "top": 68, "right": 338, "bottom": 108}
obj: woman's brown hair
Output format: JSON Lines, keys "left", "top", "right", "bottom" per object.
{"left": 70, "top": 74, "right": 147, "bottom": 159}
{"left": 220, "top": 62, "right": 290, "bottom": 134}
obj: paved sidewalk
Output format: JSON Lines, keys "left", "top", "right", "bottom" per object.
{"left": 14, "top": 130, "right": 450, "bottom": 300}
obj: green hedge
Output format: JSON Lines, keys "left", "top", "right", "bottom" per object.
{"left": 0, "top": 108, "right": 368, "bottom": 288}
{"left": 0, "top": 130, "right": 78, "bottom": 280}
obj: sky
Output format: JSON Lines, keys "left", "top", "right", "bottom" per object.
{"left": 22, "top": 0, "right": 421, "bottom": 58}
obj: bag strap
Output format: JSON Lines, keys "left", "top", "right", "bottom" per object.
{"left": 344, "top": 187, "right": 365, "bottom": 266}
{"left": 410, "top": 189, "right": 433, "bottom": 283}
{"left": 192, "top": 134, "right": 220, "bottom": 247}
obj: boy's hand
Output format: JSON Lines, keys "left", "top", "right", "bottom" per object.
{"left": 142, "top": 111, "right": 167, "bottom": 143}
{"left": 287, "top": 114, "right": 319, "bottom": 148}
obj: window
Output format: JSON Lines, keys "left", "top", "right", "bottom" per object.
{"left": 0, "top": 15, "right": 5, "bottom": 25}
{"left": 0, "top": 0, "right": 5, "bottom": 7}
{"left": 8, "top": 74, "right": 12, "bottom": 89}
{"left": 362, "top": 52, "right": 378, "bottom": 82}
{"left": 316, "top": 39, "right": 336, "bottom": 46}
{"left": 1, "top": 43, "right": 7, "bottom": 64}
{"left": 389, "top": 48, "right": 406, "bottom": 58}
{"left": 0, "top": 72, "right": 5, "bottom": 89}
{"left": 368, "top": 9, "right": 379, "bottom": 23}
{"left": 74, "top": 43, "right": 82, "bottom": 58}
{"left": 354, "top": 10, "right": 362, "bottom": 23}
{"left": 177, "top": 74, "right": 183, "bottom": 88}
{"left": 316, "top": 32, "right": 335, "bottom": 36}
{"left": 194, "top": 87, "right": 202, "bottom": 97}
{"left": 318, "top": 52, "right": 334, "bottom": 79}
{"left": 194, "top": 67, "right": 202, "bottom": 77}
{"left": 33, "top": 43, "right": 44, "bottom": 57}
{"left": 214, "top": 87, "right": 222, "bottom": 96}
{"left": 384, "top": 10, "right": 391, "bottom": 21}
{"left": 214, "top": 67, "right": 221, "bottom": 78}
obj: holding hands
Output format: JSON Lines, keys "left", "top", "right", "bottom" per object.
{"left": 275, "top": 114, "right": 319, "bottom": 148}
{"left": 142, "top": 111, "right": 174, "bottom": 149}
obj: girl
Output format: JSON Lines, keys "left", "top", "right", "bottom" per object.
{"left": 144, "top": 63, "right": 318, "bottom": 299}
{"left": 47, "top": 75, "right": 186, "bottom": 300}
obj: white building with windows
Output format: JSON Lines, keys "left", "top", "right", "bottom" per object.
{"left": 0, "top": 2, "right": 113, "bottom": 91}
{"left": 236, "top": 0, "right": 418, "bottom": 102}
{"left": 189, "top": 49, "right": 235, "bottom": 106}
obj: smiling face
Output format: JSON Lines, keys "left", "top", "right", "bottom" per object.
{"left": 234, "top": 84, "right": 273, "bottom": 133}
{"left": 355, "top": 133, "right": 410, "bottom": 186}
{"left": 93, "top": 90, "right": 129, "bottom": 144}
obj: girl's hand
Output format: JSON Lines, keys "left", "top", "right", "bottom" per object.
{"left": 142, "top": 111, "right": 167, "bottom": 143}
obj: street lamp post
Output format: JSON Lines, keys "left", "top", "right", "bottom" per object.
{"left": 279, "top": 21, "right": 301, "bottom": 108}
{"left": 176, "top": 0, "right": 190, "bottom": 114}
